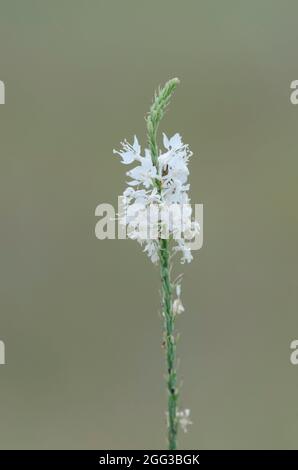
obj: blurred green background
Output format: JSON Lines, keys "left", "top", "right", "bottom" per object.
{"left": 1, "top": 0, "right": 298, "bottom": 450}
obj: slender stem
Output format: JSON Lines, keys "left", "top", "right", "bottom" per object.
{"left": 159, "top": 238, "right": 178, "bottom": 450}
{"left": 146, "top": 78, "right": 179, "bottom": 450}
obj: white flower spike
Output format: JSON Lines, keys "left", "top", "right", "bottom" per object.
{"left": 114, "top": 78, "right": 199, "bottom": 450}
{"left": 114, "top": 131, "right": 199, "bottom": 263}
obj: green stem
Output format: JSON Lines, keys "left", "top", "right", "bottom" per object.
{"left": 146, "top": 78, "right": 179, "bottom": 450}
{"left": 159, "top": 238, "right": 178, "bottom": 450}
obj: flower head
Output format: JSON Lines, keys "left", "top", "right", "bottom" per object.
{"left": 114, "top": 133, "right": 199, "bottom": 263}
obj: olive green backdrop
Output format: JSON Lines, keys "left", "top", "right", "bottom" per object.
{"left": 1, "top": 0, "right": 298, "bottom": 449}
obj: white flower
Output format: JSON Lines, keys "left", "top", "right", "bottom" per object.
{"left": 113, "top": 135, "right": 142, "bottom": 165}
{"left": 163, "top": 132, "right": 183, "bottom": 151}
{"left": 115, "top": 132, "right": 199, "bottom": 264}
{"left": 127, "top": 150, "right": 157, "bottom": 188}
{"left": 176, "top": 408, "right": 192, "bottom": 433}
{"left": 173, "top": 283, "right": 184, "bottom": 315}
{"left": 143, "top": 240, "right": 159, "bottom": 264}
{"left": 173, "top": 298, "right": 184, "bottom": 315}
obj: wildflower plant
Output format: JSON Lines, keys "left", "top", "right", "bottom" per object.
{"left": 114, "top": 78, "right": 198, "bottom": 449}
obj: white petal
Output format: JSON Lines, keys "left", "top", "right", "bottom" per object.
{"left": 133, "top": 135, "right": 141, "bottom": 154}
{"left": 169, "top": 133, "right": 182, "bottom": 149}
{"left": 163, "top": 133, "right": 170, "bottom": 150}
